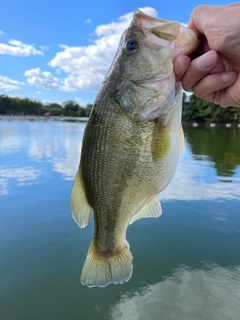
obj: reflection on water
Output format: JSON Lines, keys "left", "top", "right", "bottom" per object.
{"left": 0, "top": 121, "right": 240, "bottom": 199}
{"left": 0, "top": 121, "right": 83, "bottom": 195}
{"left": 0, "top": 120, "right": 240, "bottom": 320}
{"left": 184, "top": 127, "right": 240, "bottom": 179}
{"left": 0, "top": 167, "right": 40, "bottom": 195}
{"left": 108, "top": 263, "right": 240, "bottom": 320}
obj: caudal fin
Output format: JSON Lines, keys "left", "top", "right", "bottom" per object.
{"left": 81, "top": 241, "right": 133, "bottom": 288}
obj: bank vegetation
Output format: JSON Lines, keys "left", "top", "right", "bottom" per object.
{"left": 1, "top": 94, "right": 240, "bottom": 123}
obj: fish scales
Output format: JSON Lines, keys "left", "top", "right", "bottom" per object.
{"left": 71, "top": 10, "right": 200, "bottom": 287}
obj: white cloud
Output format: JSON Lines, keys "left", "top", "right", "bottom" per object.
{"left": 40, "top": 45, "right": 49, "bottom": 51}
{"left": 95, "top": 7, "right": 157, "bottom": 37}
{"left": 0, "top": 74, "right": 25, "bottom": 91}
{"left": 24, "top": 68, "right": 60, "bottom": 89}
{"left": 85, "top": 19, "right": 91, "bottom": 24}
{"left": 0, "top": 39, "right": 44, "bottom": 56}
{"left": 36, "top": 91, "right": 42, "bottom": 94}
{"left": 40, "top": 99, "right": 63, "bottom": 106}
{"left": 0, "top": 30, "right": 4, "bottom": 36}
{"left": 28, "top": 7, "right": 158, "bottom": 92}
{"left": 74, "top": 96, "right": 91, "bottom": 107}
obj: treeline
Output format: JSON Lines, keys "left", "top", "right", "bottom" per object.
{"left": 183, "top": 93, "right": 240, "bottom": 123}
{"left": 1, "top": 94, "right": 240, "bottom": 122}
{"left": 0, "top": 95, "right": 92, "bottom": 117}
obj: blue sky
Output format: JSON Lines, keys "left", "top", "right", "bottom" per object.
{"left": 0, "top": 0, "right": 231, "bottom": 106}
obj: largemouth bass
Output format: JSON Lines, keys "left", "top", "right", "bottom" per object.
{"left": 71, "top": 10, "right": 199, "bottom": 287}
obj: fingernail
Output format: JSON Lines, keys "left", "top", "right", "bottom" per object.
{"left": 196, "top": 50, "right": 217, "bottom": 70}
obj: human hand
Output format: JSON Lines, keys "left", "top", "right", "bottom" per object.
{"left": 174, "top": 3, "right": 240, "bottom": 107}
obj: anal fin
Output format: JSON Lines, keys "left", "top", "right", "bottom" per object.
{"left": 129, "top": 195, "right": 162, "bottom": 225}
{"left": 71, "top": 168, "right": 92, "bottom": 228}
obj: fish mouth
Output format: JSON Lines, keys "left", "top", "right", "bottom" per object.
{"left": 133, "top": 10, "right": 200, "bottom": 59}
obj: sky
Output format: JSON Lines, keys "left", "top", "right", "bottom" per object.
{"left": 0, "top": 0, "right": 233, "bottom": 106}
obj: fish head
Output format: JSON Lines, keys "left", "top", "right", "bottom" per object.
{"left": 110, "top": 10, "right": 200, "bottom": 121}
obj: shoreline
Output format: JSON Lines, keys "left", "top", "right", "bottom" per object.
{"left": 0, "top": 115, "right": 240, "bottom": 128}
{"left": 0, "top": 115, "right": 89, "bottom": 123}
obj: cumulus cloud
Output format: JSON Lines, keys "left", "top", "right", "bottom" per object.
{"left": 0, "top": 39, "right": 43, "bottom": 56}
{"left": 40, "top": 99, "right": 63, "bottom": 106}
{"left": 28, "top": 7, "right": 158, "bottom": 92}
{"left": 95, "top": 7, "right": 157, "bottom": 37}
{"left": 0, "top": 74, "right": 25, "bottom": 91}
{"left": 74, "top": 96, "right": 91, "bottom": 107}
{"left": 40, "top": 45, "right": 49, "bottom": 51}
{"left": 24, "top": 68, "right": 60, "bottom": 89}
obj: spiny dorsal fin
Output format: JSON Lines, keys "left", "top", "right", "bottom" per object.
{"left": 71, "top": 168, "right": 92, "bottom": 228}
{"left": 129, "top": 195, "right": 162, "bottom": 225}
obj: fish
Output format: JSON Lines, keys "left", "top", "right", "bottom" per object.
{"left": 71, "top": 10, "right": 199, "bottom": 288}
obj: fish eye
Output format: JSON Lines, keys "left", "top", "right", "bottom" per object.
{"left": 125, "top": 39, "right": 139, "bottom": 54}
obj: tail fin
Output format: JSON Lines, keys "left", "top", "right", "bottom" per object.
{"left": 81, "top": 241, "right": 133, "bottom": 288}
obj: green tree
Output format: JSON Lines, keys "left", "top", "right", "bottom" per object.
{"left": 45, "top": 103, "right": 63, "bottom": 116}
{"left": 184, "top": 94, "right": 240, "bottom": 123}
{"left": 62, "top": 101, "right": 80, "bottom": 116}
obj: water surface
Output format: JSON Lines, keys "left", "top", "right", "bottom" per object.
{"left": 0, "top": 121, "right": 240, "bottom": 320}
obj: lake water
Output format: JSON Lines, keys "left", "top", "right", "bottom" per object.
{"left": 0, "top": 120, "right": 240, "bottom": 320}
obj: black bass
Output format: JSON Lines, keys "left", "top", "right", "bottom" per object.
{"left": 71, "top": 10, "right": 199, "bottom": 287}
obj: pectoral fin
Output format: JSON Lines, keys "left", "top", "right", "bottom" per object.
{"left": 129, "top": 195, "right": 162, "bottom": 224}
{"left": 71, "top": 168, "right": 92, "bottom": 228}
{"left": 151, "top": 122, "right": 170, "bottom": 162}
{"left": 178, "top": 126, "right": 185, "bottom": 159}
